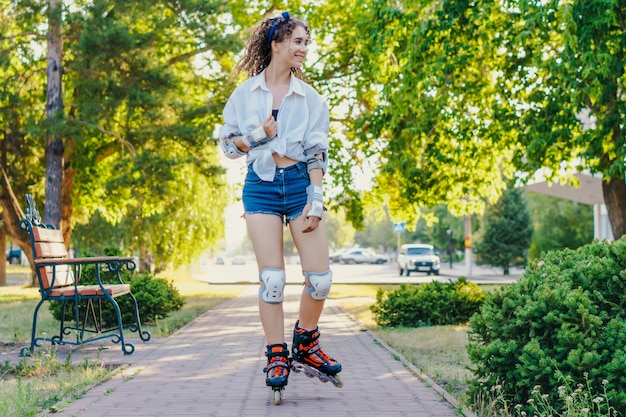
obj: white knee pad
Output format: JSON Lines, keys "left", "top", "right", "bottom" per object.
{"left": 259, "top": 268, "right": 286, "bottom": 304}
{"left": 304, "top": 269, "right": 333, "bottom": 300}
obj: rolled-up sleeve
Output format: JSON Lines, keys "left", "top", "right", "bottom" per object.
{"left": 219, "top": 93, "right": 247, "bottom": 159}
{"left": 303, "top": 97, "right": 329, "bottom": 158}
{"left": 219, "top": 96, "right": 240, "bottom": 141}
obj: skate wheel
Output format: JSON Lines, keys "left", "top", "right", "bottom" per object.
{"left": 306, "top": 373, "right": 315, "bottom": 379}
{"left": 334, "top": 374, "right": 344, "bottom": 388}
{"left": 274, "top": 389, "right": 282, "bottom": 405}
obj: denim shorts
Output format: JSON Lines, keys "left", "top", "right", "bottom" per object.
{"left": 242, "top": 162, "right": 310, "bottom": 224}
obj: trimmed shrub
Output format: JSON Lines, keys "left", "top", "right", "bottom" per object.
{"left": 371, "top": 277, "right": 485, "bottom": 327}
{"left": 467, "top": 236, "right": 626, "bottom": 414}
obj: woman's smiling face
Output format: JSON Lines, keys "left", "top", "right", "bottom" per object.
{"left": 274, "top": 25, "right": 309, "bottom": 69}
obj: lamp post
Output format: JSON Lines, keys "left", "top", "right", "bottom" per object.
{"left": 446, "top": 229, "right": 453, "bottom": 269}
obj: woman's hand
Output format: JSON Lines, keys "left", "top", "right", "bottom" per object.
{"left": 262, "top": 114, "right": 277, "bottom": 138}
{"left": 301, "top": 203, "right": 321, "bottom": 233}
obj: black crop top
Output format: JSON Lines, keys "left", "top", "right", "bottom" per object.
{"left": 272, "top": 109, "right": 278, "bottom": 120}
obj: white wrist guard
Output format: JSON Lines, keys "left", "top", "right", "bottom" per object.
{"left": 241, "top": 125, "right": 268, "bottom": 148}
{"left": 306, "top": 185, "right": 324, "bottom": 219}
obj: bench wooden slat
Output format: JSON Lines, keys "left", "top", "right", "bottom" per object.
{"left": 34, "top": 256, "right": 135, "bottom": 265}
{"left": 31, "top": 227, "right": 74, "bottom": 289}
{"left": 38, "top": 265, "right": 74, "bottom": 289}
{"left": 34, "top": 241, "right": 69, "bottom": 258}
{"left": 48, "top": 284, "right": 131, "bottom": 297}
{"left": 32, "top": 226, "right": 65, "bottom": 244}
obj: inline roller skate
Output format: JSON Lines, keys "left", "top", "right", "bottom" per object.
{"left": 291, "top": 321, "right": 343, "bottom": 388}
{"left": 263, "top": 343, "right": 291, "bottom": 405}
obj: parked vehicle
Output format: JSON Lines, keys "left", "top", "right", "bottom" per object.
{"left": 329, "top": 251, "right": 346, "bottom": 264}
{"left": 6, "top": 248, "right": 21, "bottom": 265}
{"left": 340, "top": 249, "right": 388, "bottom": 265}
{"left": 231, "top": 256, "right": 246, "bottom": 265}
{"left": 398, "top": 244, "right": 440, "bottom": 276}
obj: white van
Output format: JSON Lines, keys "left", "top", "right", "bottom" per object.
{"left": 398, "top": 244, "right": 440, "bottom": 276}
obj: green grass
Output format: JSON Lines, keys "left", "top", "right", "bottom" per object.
{"left": 374, "top": 326, "right": 471, "bottom": 398}
{"left": 0, "top": 350, "right": 111, "bottom": 417}
{"left": 331, "top": 283, "right": 504, "bottom": 405}
{"left": 0, "top": 287, "right": 59, "bottom": 345}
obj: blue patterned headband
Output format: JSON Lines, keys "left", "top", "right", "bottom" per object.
{"left": 267, "top": 12, "right": 290, "bottom": 46}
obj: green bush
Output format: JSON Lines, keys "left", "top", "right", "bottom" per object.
{"left": 370, "top": 277, "right": 486, "bottom": 327}
{"left": 48, "top": 248, "right": 184, "bottom": 328}
{"left": 467, "top": 236, "right": 626, "bottom": 415}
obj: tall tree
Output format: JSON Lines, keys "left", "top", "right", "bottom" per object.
{"left": 0, "top": 0, "right": 253, "bottom": 274}
{"left": 306, "top": 0, "right": 626, "bottom": 239}
{"left": 306, "top": 0, "right": 516, "bottom": 228}
{"left": 504, "top": 0, "right": 626, "bottom": 239}
{"left": 44, "top": 0, "right": 64, "bottom": 229}
{"left": 0, "top": 1, "right": 48, "bottom": 285}
{"left": 61, "top": 0, "right": 239, "bottom": 269}
{"left": 474, "top": 188, "right": 533, "bottom": 274}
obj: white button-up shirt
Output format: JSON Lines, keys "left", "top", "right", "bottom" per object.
{"left": 219, "top": 71, "right": 329, "bottom": 182}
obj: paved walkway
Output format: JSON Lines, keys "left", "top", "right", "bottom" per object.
{"left": 45, "top": 285, "right": 463, "bottom": 417}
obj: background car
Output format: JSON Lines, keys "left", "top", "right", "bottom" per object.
{"left": 6, "top": 248, "right": 21, "bottom": 265}
{"left": 397, "top": 244, "right": 440, "bottom": 276}
{"left": 340, "top": 249, "right": 388, "bottom": 265}
{"left": 329, "top": 251, "right": 346, "bottom": 264}
{"left": 231, "top": 256, "right": 245, "bottom": 265}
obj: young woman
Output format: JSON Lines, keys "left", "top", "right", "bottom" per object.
{"left": 219, "top": 12, "right": 342, "bottom": 394}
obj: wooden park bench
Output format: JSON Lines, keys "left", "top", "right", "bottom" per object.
{"left": 19, "top": 194, "right": 150, "bottom": 356}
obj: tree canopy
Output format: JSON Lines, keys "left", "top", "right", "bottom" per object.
{"left": 307, "top": 0, "right": 625, "bottom": 238}
{"left": 2, "top": 0, "right": 624, "bottom": 281}
{"left": 0, "top": 0, "right": 260, "bottom": 272}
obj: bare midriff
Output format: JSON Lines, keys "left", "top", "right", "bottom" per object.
{"left": 273, "top": 154, "right": 299, "bottom": 168}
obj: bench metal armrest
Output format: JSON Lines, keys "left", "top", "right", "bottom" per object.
{"left": 34, "top": 256, "right": 136, "bottom": 287}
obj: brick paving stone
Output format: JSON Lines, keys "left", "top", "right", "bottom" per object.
{"left": 47, "top": 285, "right": 462, "bottom": 417}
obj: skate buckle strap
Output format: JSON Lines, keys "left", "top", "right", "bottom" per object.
{"left": 265, "top": 344, "right": 291, "bottom": 374}
{"left": 297, "top": 339, "right": 336, "bottom": 366}
{"left": 266, "top": 350, "right": 291, "bottom": 361}
{"left": 265, "top": 350, "right": 290, "bottom": 375}
{"left": 264, "top": 359, "right": 290, "bottom": 373}
{"left": 303, "top": 341, "right": 321, "bottom": 355}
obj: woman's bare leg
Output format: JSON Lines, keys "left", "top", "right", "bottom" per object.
{"left": 289, "top": 213, "right": 330, "bottom": 329}
{"left": 246, "top": 213, "right": 286, "bottom": 345}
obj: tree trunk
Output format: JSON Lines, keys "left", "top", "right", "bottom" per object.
{"left": 0, "top": 166, "right": 34, "bottom": 285}
{"left": 61, "top": 165, "right": 75, "bottom": 245}
{"left": 44, "top": 0, "right": 64, "bottom": 229}
{"left": 602, "top": 177, "right": 626, "bottom": 240}
{"left": 140, "top": 246, "right": 152, "bottom": 273}
{"left": 0, "top": 228, "right": 6, "bottom": 286}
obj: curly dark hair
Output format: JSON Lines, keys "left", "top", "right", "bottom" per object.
{"left": 236, "top": 13, "right": 310, "bottom": 80}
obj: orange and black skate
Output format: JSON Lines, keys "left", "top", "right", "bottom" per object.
{"left": 291, "top": 321, "right": 343, "bottom": 388}
{"left": 263, "top": 343, "right": 291, "bottom": 405}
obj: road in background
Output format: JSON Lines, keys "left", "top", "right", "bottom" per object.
{"left": 191, "top": 259, "right": 522, "bottom": 285}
